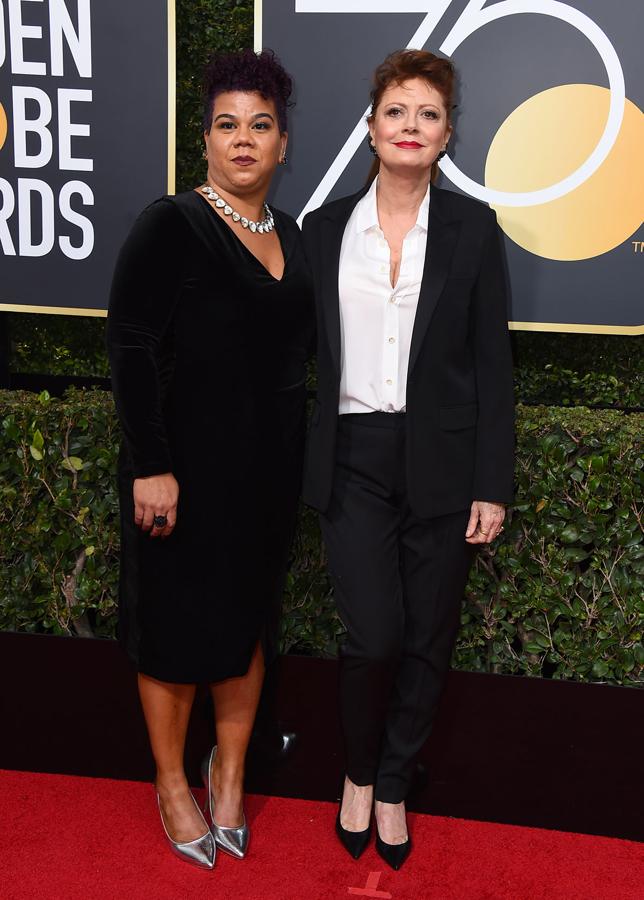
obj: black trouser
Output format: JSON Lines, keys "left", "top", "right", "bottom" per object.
{"left": 320, "top": 412, "right": 474, "bottom": 803}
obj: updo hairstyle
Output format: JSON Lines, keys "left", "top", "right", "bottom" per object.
{"left": 202, "top": 48, "right": 293, "bottom": 134}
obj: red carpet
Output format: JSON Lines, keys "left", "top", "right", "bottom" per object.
{"left": 1, "top": 770, "right": 642, "bottom": 900}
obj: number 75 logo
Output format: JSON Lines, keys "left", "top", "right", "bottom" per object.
{"left": 283, "top": 0, "right": 641, "bottom": 265}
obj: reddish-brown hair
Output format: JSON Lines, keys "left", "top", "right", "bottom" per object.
{"left": 367, "top": 49, "right": 456, "bottom": 183}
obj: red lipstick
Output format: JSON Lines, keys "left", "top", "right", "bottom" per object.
{"left": 394, "top": 141, "right": 423, "bottom": 149}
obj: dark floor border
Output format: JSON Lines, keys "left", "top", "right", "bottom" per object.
{"left": 2, "top": 632, "right": 642, "bottom": 842}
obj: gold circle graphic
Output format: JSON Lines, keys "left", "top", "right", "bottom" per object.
{"left": 485, "top": 84, "right": 644, "bottom": 261}
{"left": 0, "top": 102, "right": 7, "bottom": 152}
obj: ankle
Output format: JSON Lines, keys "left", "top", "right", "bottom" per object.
{"left": 346, "top": 777, "right": 373, "bottom": 794}
{"left": 156, "top": 772, "right": 189, "bottom": 796}
{"left": 212, "top": 764, "right": 244, "bottom": 793}
{"left": 374, "top": 799, "right": 407, "bottom": 825}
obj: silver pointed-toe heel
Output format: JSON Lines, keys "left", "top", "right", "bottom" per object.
{"left": 156, "top": 791, "right": 216, "bottom": 869}
{"left": 201, "top": 745, "right": 250, "bottom": 859}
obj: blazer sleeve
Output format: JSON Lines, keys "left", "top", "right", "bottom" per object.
{"left": 301, "top": 211, "right": 320, "bottom": 361}
{"left": 471, "top": 212, "right": 515, "bottom": 504}
{"left": 106, "top": 199, "right": 186, "bottom": 478}
{"left": 300, "top": 211, "right": 317, "bottom": 272}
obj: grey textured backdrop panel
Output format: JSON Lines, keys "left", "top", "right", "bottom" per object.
{"left": 261, "top": 0, "right": 643, "bottom": 332}
{"left": 0, "top": 0, "right": 171, "bottom": 313}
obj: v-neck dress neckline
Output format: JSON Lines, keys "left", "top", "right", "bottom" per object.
{"left": 193, "top": 189, "right": 288, "bottom": 284}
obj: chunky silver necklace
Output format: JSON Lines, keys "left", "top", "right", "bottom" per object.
{"left": 201, "top": 185, "right": 275, "bottom": 234}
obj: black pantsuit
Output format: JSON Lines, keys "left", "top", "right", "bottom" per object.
{"left": 321, "top": 413, "right": 474, "bottom": 802}
{"left": 302, "top": 184, "right": 515, "bottom": 802}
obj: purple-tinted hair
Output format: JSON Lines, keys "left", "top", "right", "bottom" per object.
{"left": 202, "top": 48, "right": 293, "bottom": 134}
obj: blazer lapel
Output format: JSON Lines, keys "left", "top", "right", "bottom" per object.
{"left": 318, "top": 186, "right": 370, "bottom": 376}
{"left": 408, "top": 187, "right": 461, "bottom": 374}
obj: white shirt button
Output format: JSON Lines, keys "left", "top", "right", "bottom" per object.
{"left": 388, "top": 337, "right": 395, "bottom": 344}
{"left": 385, "top": 379, "right": 393, "bottom": 385}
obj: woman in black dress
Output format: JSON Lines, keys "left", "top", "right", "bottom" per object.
{"left": 107, "top": 49, "right": 312, "bottom": 869}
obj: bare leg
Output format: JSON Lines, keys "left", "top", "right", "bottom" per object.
{"left": 208, "top": 642, "right": 265, "bottom": 827}
{"left": 340, "top": 776, "right": 374, "bottom": 831}
{"left": 138, "top": 673, "right": 208, "bottom": 842}
{"left": 374, "top": 799, "right": 408, "bottom": 844}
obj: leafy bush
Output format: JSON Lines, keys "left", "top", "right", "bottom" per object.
{"left": 8, "top": 314, "right": 109, "bottom": 378}
{"left": 2, "top": 389, "right": 641, "bottom": 685}
{"left": 459, "top": 407, "right": 643, "bottom": 683}
{"left": 1, "top": 389, "right": 119, "bottom": 637}
{"left": 512, "top": 332, "right": 643, "bottom": 409}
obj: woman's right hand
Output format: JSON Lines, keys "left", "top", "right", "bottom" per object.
{"left": 133, "top": 473, "right": 179, "bottom": 538}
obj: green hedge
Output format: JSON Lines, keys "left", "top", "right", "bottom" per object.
{"left": 512, "top": 332, "right": 642, "bottom": 409}
{"left": 8, "top": 313, "right": 642, "bottom": 413}
{"left": 8, "top": 313, "right": 110, "bottom": 379}
{"left": 2, "top": 388, "right": 642, "bottom": 685}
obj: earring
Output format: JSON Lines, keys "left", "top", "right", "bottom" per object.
{"left": 202, "top": 150, "right": 207, "bottom": 160}
{"left": 280, "top": 154, "right": 288, "bottom": 166}
{"left": 368, "top": 141, "right": 378, "bottom": 157}
{"left": 437, "top": 147, "right": 447, "bottom": 160}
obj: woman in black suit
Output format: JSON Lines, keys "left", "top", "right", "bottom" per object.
{"left": 302, "top": 50, "right": 514, "bottom": 870}
{"left": 107, "top": 49, "right": 312, "bottom": 869}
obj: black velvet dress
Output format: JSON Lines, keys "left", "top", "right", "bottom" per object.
{"left": 107, "top": 191, "right": 314, "bottom": 683}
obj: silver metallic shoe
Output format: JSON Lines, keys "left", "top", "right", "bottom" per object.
{"left": 156, "top": 791, "right": 216, "bottom": 869}
{"left": 201, "top": 745, "right": 249, "bottom": 859}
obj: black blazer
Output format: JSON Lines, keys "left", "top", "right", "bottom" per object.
{"left": 301, "top": 183, "right": 515, "bottom": 519}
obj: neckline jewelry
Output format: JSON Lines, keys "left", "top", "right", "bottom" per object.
{"left": 201, "top": 184, "right": 275, "bottom": 234}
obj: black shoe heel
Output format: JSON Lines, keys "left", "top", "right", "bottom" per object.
{"left": 335, "top": 811, "right": 371, "bottom": 860}
{"left": 375, "top": 833, "right": 411, "bottom": 870}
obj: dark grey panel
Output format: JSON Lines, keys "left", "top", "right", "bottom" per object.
{"left": 0, "top": 0, "right": 170, "bottom": 312}
{"left": 262, "top": 0, "right": 643, "bottom": 330}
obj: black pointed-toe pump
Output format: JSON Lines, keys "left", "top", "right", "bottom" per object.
{"left": 335, "top": 808, "right": 372, "bottom": 860}
{"left": 375, "top": 832, "right": 412, "bottom": 870}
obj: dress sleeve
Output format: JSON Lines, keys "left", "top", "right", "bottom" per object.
{"left": 106, "top": 199, "right": 186, "bottom": 478}
{"left": 471, "top": 211, "right": 515, "bottom": 504}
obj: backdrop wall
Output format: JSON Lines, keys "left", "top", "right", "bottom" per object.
{"left": 259, "top": 0, "right": 643, "bottom": 334}
{"left": 0, "top": 0, "right": 175, "bottom": 315}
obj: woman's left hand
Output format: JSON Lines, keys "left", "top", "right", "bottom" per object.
{"left": 465, "top": 500, "right": 506, "bottom": 544}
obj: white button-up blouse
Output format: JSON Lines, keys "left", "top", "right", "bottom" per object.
{"left": 337, "top": 175, "right": 429, "bottom": 415}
